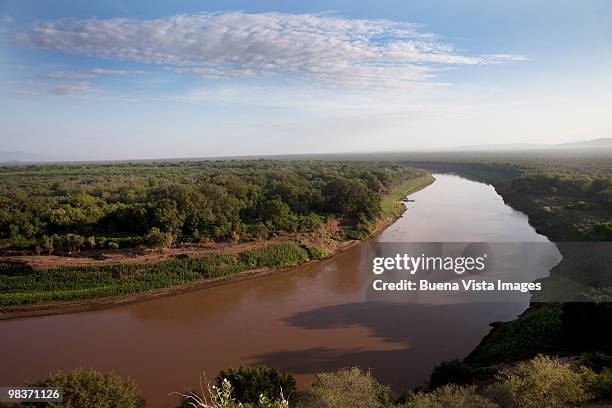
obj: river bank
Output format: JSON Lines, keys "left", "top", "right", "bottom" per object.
{"left": 0, "top": 174, "right": 435, "bottom": 320}
{"left": 406, "top": 161, "right": 611, "bottom": 367}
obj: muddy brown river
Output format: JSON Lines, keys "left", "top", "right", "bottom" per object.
{"left": 0, "top": 174, "right": 560, "bottom": 407}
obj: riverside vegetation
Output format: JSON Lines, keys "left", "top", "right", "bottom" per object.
{"left": 7, "top": 354, "right": 611, "bottom": 407}
{"left": 0, "top": 160, "right": 433, "bottom": 309}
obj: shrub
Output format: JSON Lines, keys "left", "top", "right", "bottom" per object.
{"left": 144, "top": 227, "right": 174, "bottom": 248}
{"left": 299, "top": 367, "right": 393, "bottom": 408}
{"left": 404, "top": 384, "right": 497, "bottom": 408}
{"left": 495, "top": 355, "right": 588, "bottom": 408}
{"left": 580, "top": 352, "right": 612, "bottom": 372}
{"left": 303, "top": 245, "right": 329, "bottom": 260}
{"left": 216, "top": 366, "right": 296, "bottom": 404}
{"left": 179, "top": 378, "right": 289, "bottom": 408}
{"left": 24, "top": 368, "right": 144, "bottom": 408}
{"left": 53, "top": 233, "right": 85, "bottom": 253}
{"left": 298, "top": 214, "right": 323, "bottom": 232}
{"left": 579, "top": 366, "right": 612, "bottom": 400}
{"left": 429, "top": 359, "right": 474, "bottom": 389}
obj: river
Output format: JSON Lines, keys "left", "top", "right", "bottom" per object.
{"left": 0, "top": 174, "right": 560, "bottom": 407}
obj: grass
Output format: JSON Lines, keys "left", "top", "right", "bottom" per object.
{"left": 0, "top": 242, "right": 315, "bottom": 309}
{"left": 465, "top": 304, "right": 563, "bottom": 366}
{"left": 381, "top": 174, "right": 436, "bottom": 217}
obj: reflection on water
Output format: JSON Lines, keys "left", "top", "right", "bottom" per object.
{"left": 0, "top": 174, "right": 559, "bottom": 407}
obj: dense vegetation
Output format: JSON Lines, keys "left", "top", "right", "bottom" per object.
{"left": 21, "top": 368, "right": 144, "bottom": 408}
{"left": 0, "top": 160, "right": 424, "bottom": 252}
{"left": 0, "top": 160, "right": 433, "bottom": 310}
{"left": 0, "top": 242, "right": 320, "bottom": 307}
{"left": 215, "top": 366, "right": 297, "bottom": 404}
{"left": 13, "top": 355, "right": 612, "bottom": 407}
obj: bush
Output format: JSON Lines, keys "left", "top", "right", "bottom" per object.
{"left": 429, "top": 359, "right": 474, "bottom": 389}
{"left": 304, "top": 245, "right": 329, "bottom": 260}
{"left": 24, "top": 368, "right": 144, "bottom": 408}
{"left": 581, "top": 352, "right": 612, "bottom": 372}
{"left": 299, "top": 367, "right": 393, "bottom": 408}
{"left": 179, "top": 378, "right": 289, "bottom": 408}
{"left": 494, "top": 355, "right": 588, "bottom": 408}
{"left": 404, "top": 384, "right": 496, "bottom": 408}
{"left": 144, "top": 227, "right": 174, "bottom": 248}
{"left": 579, "top": 366, "right": 612, "bottom": 400}
{"left": 216, "top": 366, "right": 296, "bottom": 404}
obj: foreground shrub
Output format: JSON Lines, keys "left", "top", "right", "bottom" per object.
{"left": 429, "top": 359, "right": 474, "bottom": 389}
{"left": 404, "top": 384, "right": 497, "bottom": 408}
{"left": 178, "top": 378, "right": 289, "bottom": 408}
{"left": 24, "top": 368, "right": 144, "bottom": 408}
{"left": 216, "top": 366, "right": 296, "bottom": 404}
{"left": 494, "top": 355, "right": 588, "bottom": 408}
{"left": 298, "top": 367, "right": 393, "bottom": 408}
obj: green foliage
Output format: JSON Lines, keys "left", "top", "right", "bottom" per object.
{"left": 180, "top": 378, "right": 289, "bottom": 408}
{"left": 466, "top": 304, "right": 563, "bottom": 366}
{"left": 429, "top": 359, "right": 474, "bottom": 389}
{"left": 303, "top": 245, "right": 329, "bottom": 260}
{"left": 0, "top": 160, "right": 424, "bottom": 248}
{"left": 299, "top": 367, "right": 393, "bottom": 408}
{"left": 323, "top": 178, "right": 381, "bottom": 220}
{"left": 494, "top": 355, "right": 588, "bottom": 408}
{"left": 594, "top": 220, "right": 612, "bottom": 240}
{"left": 404, "top": 385, "right": 496, "bottom": 408}
{"left": 580, "top": 352, "right": 612, "bottom": 372}
{"left": 216, "top": 366, "right": 296, "bottom": 404}
{"left": 23, "top": 368, "right": 144, "bottom": 408}
{"left": 0, "top": 242, "right": 312, "bottom": 308}
{"left": 380, "top": 174, "right": 435, "bottom": 217}
{"left": 143, "top": 227, "right": 174, "bottom": 248}
{"left": 579, "top": 366, "right": 612, "bottom": 400}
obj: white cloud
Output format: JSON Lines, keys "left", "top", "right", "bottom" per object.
{"left": 12, "top": 80, "right": 99, "bottom": 96}
{"left": 1, "top": 15, "right": 14, "bottom": 23}
{"left": 47, "top": 68, "right": 146, "bottom": 79}
{"left": 18, "top": 11, "right": 525, "bottom": 89}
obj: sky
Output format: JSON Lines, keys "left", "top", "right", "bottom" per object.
{"left": 0, "top": 0, "right": 611, "bottom": 160}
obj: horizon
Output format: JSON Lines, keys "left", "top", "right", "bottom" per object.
{"left": 2, "top": 137, "right": 612, "bottom": 164}
{"left": 1, "top": 1, "right": 612, "bottom": 160}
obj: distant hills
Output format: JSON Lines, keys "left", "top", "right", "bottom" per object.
{"left": 557, "top": 138, "right": 612, "bottom": 148}
{"left": 2, "top": 138, "right": 611, "bottom": 164}
{"left": 448, "top": 138, "right": 612, "bottom": 152}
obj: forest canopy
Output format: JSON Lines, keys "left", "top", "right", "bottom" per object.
{"left": 0, "top": 160, "right": 423, "bottom": 252}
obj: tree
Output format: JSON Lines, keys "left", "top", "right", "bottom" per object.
{"left": 323, "top": 178, "right": 381, "bottom": 220}
{"left": 300, "top": 367, "right": 392, "bottom": 408}
{"left": 25, "top": 368, "right": 144, "bottom": 408}
{"left": 215, "top": 366, "right": 296, "bottom": 404}
{"left": 144, "top": 227, "right": 174, "bottom": 248}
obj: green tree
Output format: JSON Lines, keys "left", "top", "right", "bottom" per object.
{"left": 25, "top": 368, "right": 144, "bottom": 408}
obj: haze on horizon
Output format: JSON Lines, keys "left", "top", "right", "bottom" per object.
{"left": 1, "top": 1, "right": 611, "bottom": 161}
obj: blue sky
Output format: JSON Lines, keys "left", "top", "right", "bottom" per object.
{"left": 1, "top": 1, "right": 611, "bottom": 160}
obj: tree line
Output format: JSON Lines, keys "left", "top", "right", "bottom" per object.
{"left": 0, "top": 160, "right": 422, "bottom": 252}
